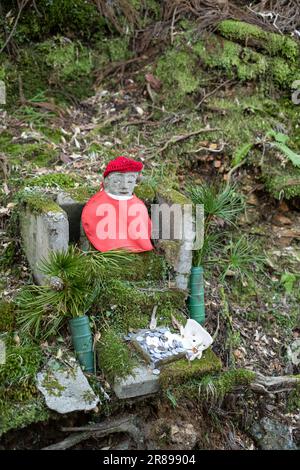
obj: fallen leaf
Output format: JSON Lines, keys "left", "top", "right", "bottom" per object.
{"left": 272, "top": 214, "right": 292, "bottom": 226}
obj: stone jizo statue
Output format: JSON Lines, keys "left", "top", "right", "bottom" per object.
{"left": 81, "top": 156, "right": 153, "bottom": 252}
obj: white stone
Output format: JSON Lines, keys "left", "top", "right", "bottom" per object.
{"left": 36, "top": 360, "right": 99, "bottom": 414}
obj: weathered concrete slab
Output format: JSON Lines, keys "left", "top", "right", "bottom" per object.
{"left": 113, "top": 365, "right": 160, "bottom": 399}
{"left": 36, "top": 359, "right": 99, "bottom": 414}
{"left": 20, "top": 207, "right": 69, "bottom": 284}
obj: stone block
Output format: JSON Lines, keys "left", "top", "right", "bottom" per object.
{"left": 154, "top": 187, "right": 194, "bottom": 290}
{"left": 56, "top": 192, "right": 85, "bottom": 243}
{"left": 20, "top": 207, "right": 69, "bottom": 284}
{"left": 113, "top": 365, "right": 160, "bottom": 399}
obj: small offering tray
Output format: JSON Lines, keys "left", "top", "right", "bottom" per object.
{"left": 129, "top": 328, "right": 187, "bottom": 367}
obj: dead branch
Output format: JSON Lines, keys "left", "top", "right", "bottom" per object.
{"left": 196, "top": 80, "right": 234, "bottom": 109}
{"left": 0, "top": 0, "right": 30, "bottom": 54}
{"left": 251, "top": 371, "right": 300, "bottom": 395}
{"left": 156, "top": 127, "right": 220, "bottom": 154}
{"left": 225, "top": 158, "right": 247, "bottom": 186}
{"left": 187, "top": 141, "right": 225, "bottom": 154}
{"left": 43, "top": 415, "right": 143, "bottom": 450}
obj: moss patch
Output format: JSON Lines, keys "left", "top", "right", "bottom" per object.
{"left": 0, "top": 302, "right": 16, "bottom": 332}
{"left": 156, "top": 186, "right": 191, "bottom": 205}
{"left": 97, "top": 328, "right": 137, "bottom": 381}
{"left": 159, "top": 349, "right": 222, "bottom": 389}
{"left": 24, "top": 173, "right": 82, "bottom": 190}
{"left": 0, "top": 397, "right": 49, "bottom": 437}
{"left": 135, "top": 182, "right": 156, "bottom": 204}
{"left": 217, "top": 20, "right": 299, "bottom": 61}
{"left": 0, "top": 132, "right": 57, "bottom": 167}
{"left": 94, "top": 279, "right": 187, "bottom": 334}
{"left": 156, "top": 49, "right": 200, "bottom": 109}
{"left": 18, "top": 190, "right": 62, "bottom": 214}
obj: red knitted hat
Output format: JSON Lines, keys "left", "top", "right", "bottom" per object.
{"left": 103, "top": 156, "right": 143, "bottom": 178}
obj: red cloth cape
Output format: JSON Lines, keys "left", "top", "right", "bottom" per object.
{"left": 81, "top": 190, "right": 153, "bottom": 252}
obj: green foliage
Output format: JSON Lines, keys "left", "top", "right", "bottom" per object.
{"left": 193, "top": 33, "right": 299, "bottom": 88}
{"left": 0, "top": 302, "right": 16, "bottom": 332}
{"left": 188, "top": 183, "right": 244, "bottom": 266}
{"left": 104, "top": 37, "right": 132, "bottom": 62}
{"left": 24, "top": 173, "right": 81, "bottom": 190}
{"left": 38, "top": 37, "right": 92, "bottom": 80}
{"left": 97, "top": 328, "right": 137, "bottom": 380}
{"left": 280, "top": 273, "right": 299, "bottom": 294}
{"left": 232, "top": 143, "right": 253, "bottom": 166}
{"left": 220, "top": 235, "right": 265, "bottom": 284}
{"left": 287, "top": 386, "right": 300, "bottom": 413}
{"left": 267, "top": 130, "right": 300, "bottom": 168}
{"left": 9, "top": 0, "right": 106, "bottom": 43}
{"left": 16, "top": 247, "right": 134, "bottom": 338}
{"left": 189, "top": 183, "right": 244, "bottom": 225}
{"left": 0, "top": 335, "right": 43, "bottom": 402}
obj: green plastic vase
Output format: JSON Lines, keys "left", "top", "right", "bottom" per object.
{"left": 69, "top": 315, "right": 94, "bottom": 373}
{"left": 188, "top": 266, "right": 205, "bottom": 324}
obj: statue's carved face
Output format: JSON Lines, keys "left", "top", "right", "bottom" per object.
{"left": 104, "top": 171, "right": 138, "bottom": 197}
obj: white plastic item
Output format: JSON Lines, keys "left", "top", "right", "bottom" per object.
{"left": 180, "top": 319, "right": 213, "bottom": 360}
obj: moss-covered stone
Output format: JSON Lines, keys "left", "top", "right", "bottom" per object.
{"left": 18, "top": 190, "right": 62, "bottom": 214}
{"left": 218, "top": 20, "right": 299, "bottom": 61}
{"left": 115, "top": 252, "right": 168, "bottom": 282}
{"left": 159, "top": 349, "right": 222, "bottom": 389}
{"left": 193, "top": 35, "right": 299, "bottom": 88}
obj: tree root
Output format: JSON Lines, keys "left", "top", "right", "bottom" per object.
{"left": 250, "top": 371, "right": 300, "bottom": 395}
{"left": 42, "top": 415, "right": 144, "bottom": 450}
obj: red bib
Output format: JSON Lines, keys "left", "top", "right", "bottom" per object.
{"left": 81, "top": 190, "right": 153, "bottom": 253}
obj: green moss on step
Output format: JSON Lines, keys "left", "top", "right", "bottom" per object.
{"left": 0, "top": 301, "right": 16, "bottom": 332}
{"left": 160, "top": 349, "right": 222, "bottom": 389}
{"left": 113, "top": 252, "right": 168, "bottom": 282}
{"left": 67, "top": 186, "right": 96, "bottom": 203}
{"left": 97, "top": 328, "right": 137, "bottom": 381}
{"left": 19, "top": 190, "right": 62, "bottom": 214}
{"left": 218, "top": 20, "right": 299, "bottom": 61}
{"left": 94, "top": 279, "right": 187, "bottom": 334}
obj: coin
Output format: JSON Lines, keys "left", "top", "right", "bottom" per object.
{"left": 152, "top": 369, "right": 160, "bottom": 375}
